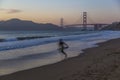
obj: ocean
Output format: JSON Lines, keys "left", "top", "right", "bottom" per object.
{"left": 0, "top": 30, "right": 120, "bottom": 76}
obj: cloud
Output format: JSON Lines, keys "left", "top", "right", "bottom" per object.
{"left": 7, "top": 9, "right": 22, "bottom": 13}
{"left": 0, "top": 8, "right": 22, "bottom": 14}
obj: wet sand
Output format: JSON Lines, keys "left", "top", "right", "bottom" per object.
{"left": 0, "top": 38, "right": 120, "bottom": 80}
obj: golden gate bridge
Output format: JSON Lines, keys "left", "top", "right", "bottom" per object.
{"left": 60, "top": 12, "right": 109, "bottom": 30}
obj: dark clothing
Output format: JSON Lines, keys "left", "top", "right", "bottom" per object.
{"left": 59, "top": 40, "right": 69, "bottom": 58}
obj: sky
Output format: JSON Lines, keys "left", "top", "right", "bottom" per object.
{"left": 0, "top": 0, "right": 120, "bottom": 25}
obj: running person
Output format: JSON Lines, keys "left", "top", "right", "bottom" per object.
{"left": 58, "top": 39, "right": 69, "bottom": 58}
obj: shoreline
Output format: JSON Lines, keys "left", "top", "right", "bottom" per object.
{"left": 0, "top": 38, "right": 120, "bottom": 80}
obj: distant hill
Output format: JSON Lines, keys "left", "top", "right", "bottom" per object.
{"left": 0, "top": 18, "right": 62, "bottom": 31}
{"left": 102, "top": 22, "right": 120, "bottom": 30}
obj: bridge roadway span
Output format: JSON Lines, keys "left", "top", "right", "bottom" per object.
{"left": 65, "top": 24, "right": 109, "bottom": 27}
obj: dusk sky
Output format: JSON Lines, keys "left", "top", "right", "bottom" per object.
{"left": 0, "top": 0, "right": 120, "bottom": 25}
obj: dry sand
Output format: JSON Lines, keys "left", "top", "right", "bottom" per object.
{"left": 0, "top": 38, "right": 120, "bottom": 80}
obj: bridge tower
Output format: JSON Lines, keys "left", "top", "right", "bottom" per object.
{"left": 60, "top": 18, "right": 64, "bottom": 27}
{"left": 83, "top": 12, "right": 87, "bottom": 30}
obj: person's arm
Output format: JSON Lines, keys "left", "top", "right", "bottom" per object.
{"left": 64, "top": 42, "right": 69, "bottom": 48}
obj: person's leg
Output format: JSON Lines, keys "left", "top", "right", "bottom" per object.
{"left": 61, "top": 50, "right": 67, "bottom": 58}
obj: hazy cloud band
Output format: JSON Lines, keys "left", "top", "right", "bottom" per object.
{"left": 0, "top": 8, "right": 22, "bottom": 14}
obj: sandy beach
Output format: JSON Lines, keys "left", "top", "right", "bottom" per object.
{"left": 0, "top": 38, "right": 120, "bottom": 80}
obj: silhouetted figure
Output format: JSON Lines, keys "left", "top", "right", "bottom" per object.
{"left": 58, "top": 39, "right": 69, "bottom": 58}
